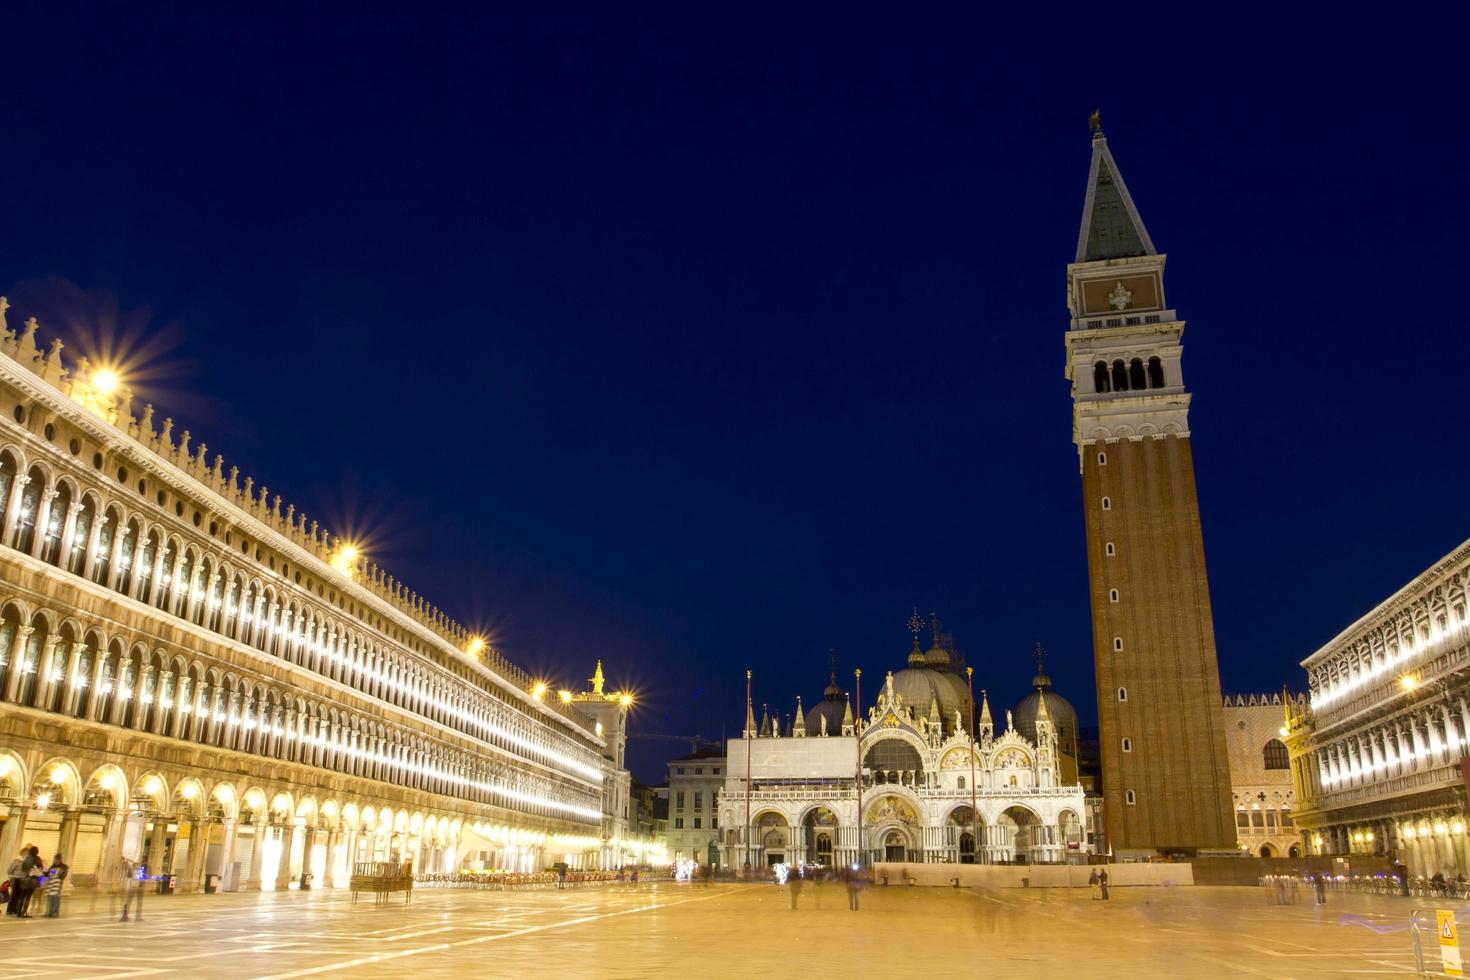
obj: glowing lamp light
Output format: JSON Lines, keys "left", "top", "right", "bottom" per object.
{"left": 35, "top": 792, "right": 51, "bottom": 810}
{"left": 466, "top": 637, "right": 486, "bottom": 658}
{"left": 1278, "top": 726, "right": 1289, "bottom": 737}
{"left": 0, "top": 758, "right": 10, "bottom": 778}
{"left": 557, "top": 690, "right": 572, "bottom": 704}
{"left": 99, "top": 773, "right": 117, "bottom": 791}
{"left": 49, "top": 767, "right": 66, "bottom": 786}
{"left": 532, "top": 682, "right": 548, "bottom": 702}
{"left": 92, "top": 369, "right": 120, "bottom": 395}
{"left": 619, "top": 693, "right": 634, "bottom": 708}
{"left": 1403, "top": 826, "right": 1416, "bottom": 840}
{"left": 1454, "top": 820, "right": 1466, "bottom": 835}
{"left": 1401, "top": 676, "right": 1419, "bottom": 691}
{"left": 181, "top": 784, "right": 198, "bottom": 800}
{"left": 143, "top": 775, "right": 162, "bottom": 795}
{"left": 1436, "top": 821, "right": 1450, "bottom": 836}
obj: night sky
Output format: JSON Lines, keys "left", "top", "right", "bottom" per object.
{"left": 4, "top": 8, "right": 1467, "bottom": 783}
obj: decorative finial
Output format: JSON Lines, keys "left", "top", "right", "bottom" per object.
{"left": 929, "top": 611, "right": 942, "bottom": 643}
{"left": 907, "top": 608, "right": 923, "bottom": 648}
{"left": 1089, "top": 109, "right": 1102, "bottom": 136}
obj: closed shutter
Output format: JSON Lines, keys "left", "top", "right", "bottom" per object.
{"left": 233, "top": 834, "right": 254, "bottom": 876}
{"left": 171, "top": 838, "right": 190, "bottom": 878}
{"left": 71, "top": 816, "right": 107, "bottom": 876}
{"left": 26, "top": 825, "right": 62, "bottom": 864}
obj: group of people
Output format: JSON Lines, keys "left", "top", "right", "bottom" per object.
{"left": 4, "top": 847, "right": 69, "bottom": 919}
{"left": 1087, "top": 868, "right": 1111, "bottom": 900}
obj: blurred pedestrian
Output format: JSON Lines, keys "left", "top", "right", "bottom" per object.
{"left": 1313, "top": 873, "right": 1326, "bottom": 905}
{"left": 16, "top": 845, "right": 44, "bottom": 917}
{"left": 1089, "top": 869, "right": 1100, "bottom": 900}
{"left": 789, "top": 868, "right": 803, "bottom": 910}
{"left": 1099, "top": 868, "right": 1110, "bottom": 901}
{"left": 845, "top": 867, "right": 861, "bottom": 911}
{"left": 42, "top": 854, "right": 67, "bottom": 918}
{"left": 5, "top": 848, "right": 24, "bottom": 916}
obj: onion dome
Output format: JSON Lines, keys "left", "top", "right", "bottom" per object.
{"left": 805, "top": 664, "right": 848, "bottom": 736}
{"left": 1012, "top": 643, "right": 1079, "bottom": 751}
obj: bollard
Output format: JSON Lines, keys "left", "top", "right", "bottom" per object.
{"left": 952, "top": 877, "right": 961, "bottom": 888}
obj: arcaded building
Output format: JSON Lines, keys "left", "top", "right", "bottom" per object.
{"left": 1286, "top": 538, "right": 1470, "bottom": 876}
{"left": 0, "top": 302, "right": 633, "bottom": 891}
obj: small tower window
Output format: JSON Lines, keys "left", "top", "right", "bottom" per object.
{"left": 1093, "top": 361, "right": 1111, "bottom": 393}
{"left": 1147, "top": 356, "right": 1165, "bottom": 388}
{"left": 1101, "top": 496, "right": 1111, "bottom": 511}
{"left": 1105, "top": 542, "right": 1115, "bottom": 556}
{"left": 1113, "top": 637, "right": 1124, "bottom": 652}
{"left": 1129, "top": 358, "right": 1146, "bottom": 390}
{"left": 1117, "top": 687, "right": 1128, "bottom": 701}
{"left": 1111, "top": 360, "right": 1128, "bottom": 391}
{"left": 1097, "top": 451, "right": 1107, "bottom": 466}
{"left": 1121, "top": 737, "right": 1132, "bottom": 753}
{"left": 1109, "top": 589, "right": 1119, "bottom": 603}
{"left": 1125, "top": 789, "right": 1136, "bottom": 805}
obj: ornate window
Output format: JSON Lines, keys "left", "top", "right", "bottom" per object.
{"left": 1263, "top": 739, "right": 1289, "bottom": 770}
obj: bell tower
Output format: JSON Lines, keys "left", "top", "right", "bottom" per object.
{"left": 1064, "top": 117, "right": 1235, "bottom": 857}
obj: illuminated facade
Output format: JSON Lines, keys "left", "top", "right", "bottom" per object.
{"left": 1224, "top": 692, "right": 1303, "bottom": 859}
{"left": 0, "top": 300, "right": 629, "bottom": 891}
{"left": 717, "top": 628, "right": 1089, "bottom": 868}
{"left": 1285, "top": 537, "right": 1470, "bottom": 876}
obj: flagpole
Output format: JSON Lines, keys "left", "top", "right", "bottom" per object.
{"left": 745, "top": 669, "right": 752, "bottom": 874}
{"left": 967, "top": 668, "right": 978, "bottom": 865}
{"left": 854, "top": 667, "right": 863, "bottom": 869}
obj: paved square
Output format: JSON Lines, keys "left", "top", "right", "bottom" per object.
{"left": 23, "top": 883, "right": 1431, "bottom": 978}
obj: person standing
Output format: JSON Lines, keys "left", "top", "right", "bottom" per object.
{"left": 1089, "top": 869, "right": 1100, "bottom": 900}
{"left": 5, "top": 849, "right": 24, "bottom": 916}
{"left": 1313, "top": 873, "right": 1327, "bottom": 906}
{"left": 788, "top": 868, "right": 804, "bottom": 910}
{"left": 42, "top": 854, "right": 68, "bottom": 918}
{"left": 16, "top": 845, "right": 44, "bottom": 918}
{"left": 845, "top": 867, "right": 861, "bottom": 911}
{"left": 1099, "top": 868, "right": 1110, "bottom": 901}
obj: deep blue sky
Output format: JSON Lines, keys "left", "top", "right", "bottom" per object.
{"left": 4, "top": 8, "right": 1467, "bottom": 782}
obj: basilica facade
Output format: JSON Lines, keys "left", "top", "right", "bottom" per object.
{"left": 715, "top": 626, "right": 1089, "bottom": 868}
{"left": 0, "top": 301, "right": 640, "bottom": 892}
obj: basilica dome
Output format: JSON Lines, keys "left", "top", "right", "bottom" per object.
{"left": 889, "top": 637, "right": 969, "bottom": 732}
{"left": 805, "top": 671, "right": 848, "bottom": 735}
{"left": 1011, "top": 647, "right": 1079, "bottom": 755}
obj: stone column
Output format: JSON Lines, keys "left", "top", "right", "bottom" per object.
{"left": 179, "top": 818, "right": 207, "bottom": 894}
{"left": 0, "top": 472, "right": 30, "bottom": 545}
{"left": 59, "top": 642, "right": 86, "bottom": 717}
{"left": 57, "top": 499, "right": 84, "bottom": 568}
{"left": 56, "top": 808, "right": 81, "bottom": 865}
{"left": 246, "top": 819, "right": 267, "bottom": 890}
{"left": 30, "top": 488, "right": 58, "bottom": 558}
{"left": 33, "top": 633, "right": 63, "bottom": 710}
{"left": 217, "top": 819, "right": 238, "bottom": 890}
{"left": 146, "top": 814, "right": 169, "bottom": 878}
{"left": 3, "top": 626, "right": 35, "bottom": 703}
{"left": 81, "top": 510, "right": 107, "bottom": 582}
{"left": 275, "top": 824, "right": 297, "bottom": 890}
{"left": 0, "top": 804, "right": 28, "bottom": 859}
{"left": 97, "top": 811, "right": 127, "bottom": 889}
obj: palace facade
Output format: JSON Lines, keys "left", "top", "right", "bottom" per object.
{"left": 0, "top": 300, "right": 638, "bottom": 892}
{"left": 715, "top": 626, "right": 1090, "bottom": 868}
{"left": 1285, "top": 538, "right": 1470, "bottom": 877}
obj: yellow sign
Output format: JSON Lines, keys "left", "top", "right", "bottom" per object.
{"left": 1439, "top": 909, "right": 1463, "bottom": 977}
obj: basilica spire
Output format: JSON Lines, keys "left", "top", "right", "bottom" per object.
{"left": 1075, "top": 113, "right": 1157, "bottom": 264}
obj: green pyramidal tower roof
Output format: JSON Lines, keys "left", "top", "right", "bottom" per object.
{"left": 1075, "top": 132, "right": 1157, "bottom": 263}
